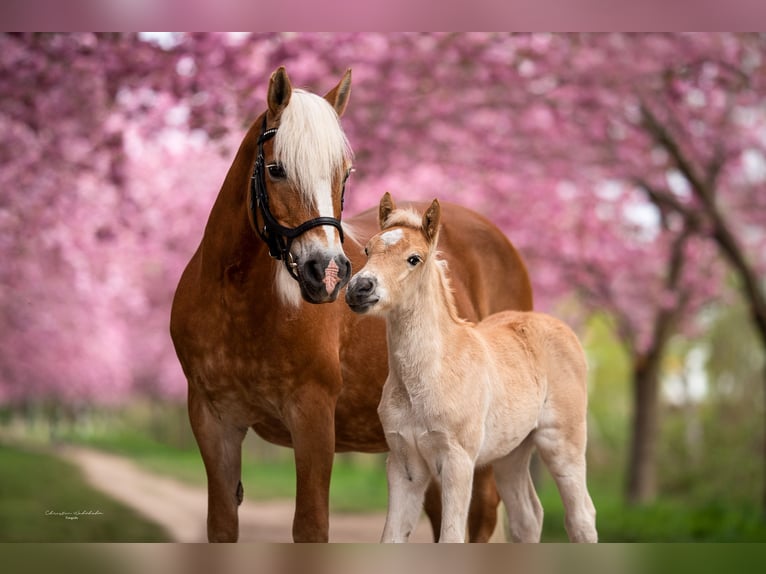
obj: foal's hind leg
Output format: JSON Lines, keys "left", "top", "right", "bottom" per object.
{"left": 535, "top": 421, "right": 597, "bottom": 543}
{"left": 189, "top": 386, "right": 247, "bottom": 542}
{"left": 492, "top": 434, "right": 543, "bottom": 542}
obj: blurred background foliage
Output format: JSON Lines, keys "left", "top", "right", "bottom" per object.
{"left": 1, "top": 32, "right": 765, "bottom": 541}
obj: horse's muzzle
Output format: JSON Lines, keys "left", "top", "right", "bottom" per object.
{"left": 298, "top": 253, "right": 352, "bottom": 304}
{"left": 345, "top": 275, "right": 379, "bottom": 314}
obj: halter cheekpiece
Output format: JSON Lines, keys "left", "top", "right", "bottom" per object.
{"left": 250, "top": 115, "right": 348, "bottom": 281}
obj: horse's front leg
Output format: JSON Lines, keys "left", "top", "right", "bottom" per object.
{"left": 188, "top": 385, "right": 247, "bottom": 542}
{"left": 285, "top": 384, "right": 338, "bottom": 542}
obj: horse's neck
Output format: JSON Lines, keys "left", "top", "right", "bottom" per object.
{"left": 386, "top": 261, "right": 465, "bottom": 386}
{"left": 200, "top": 124, "right": 268, "bottom": 277}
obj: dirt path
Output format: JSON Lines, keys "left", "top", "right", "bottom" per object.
{"left": 58, "top": 445, "right": 441, "bottom": 542}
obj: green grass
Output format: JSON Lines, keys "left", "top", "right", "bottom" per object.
{"left": 67, "top": 426, "right": 766, "bottom": 541}
{"left": 0, "top": 442, "right": 170, "bottom": 542}
{"left": 535, "top": 468, "right": 766, "bottom": 542}
{"left": 9, "top": 400, "right": 766, "bottom": 541}
{"left": 65, "top": 425, "right": 390, "bottom": 513}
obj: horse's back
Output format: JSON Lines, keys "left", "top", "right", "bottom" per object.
{"left": 347, "top": 200, "right": 533, "bottom": 321}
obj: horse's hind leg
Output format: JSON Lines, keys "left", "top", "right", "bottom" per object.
{"left": 188, "top": 385, "right": 247, "bottom": 542}
{"left": 423, "top": 481, "right": 442, "bottom": 541}
{"left": 467, "top": 466, "right": 501, "bottom": 541}
{"left": 535, "top": 419, "right": 597, "bottom": 543}
{"left": 423, "top": 467, "right": 500, "bottom": 542}
{"left": 492, "top": 434, "right": 543, "bottom": 542}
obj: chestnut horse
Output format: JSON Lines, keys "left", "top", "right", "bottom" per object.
{"left": 170, "top": 67, "right": 533, "bottom": 542}
{"left": 346, "top": 194, "right": 597, "bottom": 543}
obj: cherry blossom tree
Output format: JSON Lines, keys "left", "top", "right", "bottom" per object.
{"left": 1, "top": 33, "right": 764, "bottom": 508}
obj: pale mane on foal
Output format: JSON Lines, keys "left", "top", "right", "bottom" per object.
{"left": 274, "top": 90, "right": 353, "bottom": 207}
{"left": 381, "top": 208, "right": 421, "bottom": 231}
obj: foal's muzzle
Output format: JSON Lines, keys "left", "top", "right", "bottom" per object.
{"left": 345, "top": 275, "right": 379, "bottom": 314}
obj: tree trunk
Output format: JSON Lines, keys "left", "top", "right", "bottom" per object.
{"left": 626, "top": 355, "right": 661, "bottom": 504}
{"left": 640, "top": 103, "right": 766, "bottom": 513}
{"left": 710, "top": 224, "right": 766, "bottom": 518}
{"left": 624, "top": 220, "right": 691, "bottom": 505}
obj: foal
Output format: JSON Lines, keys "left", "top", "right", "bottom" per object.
{"left": 346, "top": 193, "right": 597, "bottom": 543}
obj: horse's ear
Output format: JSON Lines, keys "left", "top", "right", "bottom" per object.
{"left": 324, "top": 68, "right": 352, "bottom": 117}
{"left": 268, "top": 66, "right": 293, "bottom": 118}
{"left": 422, "top": 199, "right": 441, "bottom": 244}
{"left": 379, "top": 192, "right": 396, "bottom": 229}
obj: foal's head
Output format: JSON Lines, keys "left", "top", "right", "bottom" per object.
{"left": 346, "top": 193, "right": 441, "bottom": 315}
{"left": 251, "top": 67, "right": 355, "bottom": 306}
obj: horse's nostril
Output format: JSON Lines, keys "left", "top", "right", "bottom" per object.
{"left": 304, "top": 259, "right": 324, "bottom": 284}
{"left": 338, "top": 255, "right": 351, "bottom": 279}
{"left": 356, "top": 277, "right": 374, "bottom": 296}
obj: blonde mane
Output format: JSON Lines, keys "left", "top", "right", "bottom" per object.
{"left": 274, "top": 90, "right": 353, "bottom": 207}
{"left": 431, "top": 257, "right": 471, "bottom": 327}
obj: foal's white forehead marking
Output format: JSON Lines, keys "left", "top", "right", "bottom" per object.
{"left": 380, "top": 229, "right": 404, "bottom": 246}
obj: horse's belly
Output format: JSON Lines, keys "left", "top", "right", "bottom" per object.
{"left": 251, "top": 419, "right": 293, "bottom": 448}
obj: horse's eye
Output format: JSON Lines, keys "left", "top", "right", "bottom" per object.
{"left": 364, "top": 246, "right": 369, "bottom": 257}
{"left": 407, "top": 255, "right": 421, "bottom": 267}
{"left": 267, "top": 164, "right": 286, "bottom": 179}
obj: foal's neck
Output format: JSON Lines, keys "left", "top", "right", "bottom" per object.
{"left": 386, "top": 258, "right": 466, "bottom": 383}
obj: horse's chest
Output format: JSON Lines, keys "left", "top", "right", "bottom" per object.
{"left": 187, "top": 343, "right": 297, "bottom": 419}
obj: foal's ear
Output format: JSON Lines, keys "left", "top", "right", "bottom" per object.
{"left": 324, "top": 68, "right": 352, "bottom": 117}
{"left": 379, "top": 192, "right": 396, "bottom": 229}
{"left": 422, "top": 199, "right": 441, "bottom": 244}
{"left": 268, "top": 66, "right": 293, "bottom": 118}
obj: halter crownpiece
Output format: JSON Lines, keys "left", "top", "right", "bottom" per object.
{"left": 250, "top": 116, "right": 348, "bottom": 281}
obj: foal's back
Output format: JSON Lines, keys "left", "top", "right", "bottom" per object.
{"left": 477, "top": 309, "right": 588, "bottom": 401}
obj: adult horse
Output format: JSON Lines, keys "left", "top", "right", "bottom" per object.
{"left": 170, "top": 67, "right": 533, "bottom": 542}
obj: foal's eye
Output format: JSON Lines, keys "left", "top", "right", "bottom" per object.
{"left": 407, "top": 255, "right": 422, "bottom": 267}
{"left": 364, "top": 246, "right": 369, "bottom": 257}
{"left": 267, "top": 164, "right": 286, "bottom": 179}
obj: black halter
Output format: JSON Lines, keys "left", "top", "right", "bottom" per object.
{"left": 249, "top": 116, "right": 348, "bottom": 281}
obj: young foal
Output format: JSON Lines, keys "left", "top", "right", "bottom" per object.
{"left": 346, "top": 194, "right": 598, "bottom": 543}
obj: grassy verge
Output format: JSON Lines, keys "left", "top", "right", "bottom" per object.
{"left": 8, "top": 401, "right": 766, "bottom": 541}
{"left": 0, "top": 442, "right": 170, "bottom": 542}
{"left": 65, "top": 425, "right": 389, "bottom": 513}
{"left": 67, "top": 426, "right": 766, "bottom": 541}
{"left": 535, "top": 469, "right": 766, "bottom": 542}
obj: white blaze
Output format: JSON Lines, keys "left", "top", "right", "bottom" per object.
{"left": 380, "top": 229, "right": 404, "bottom": 246}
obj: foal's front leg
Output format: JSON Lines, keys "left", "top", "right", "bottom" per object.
{"left": 381, "top": 432, "right": 429, "bottom": 543}
{"left": 438, "top": 448, "right": 475, "bottom": 543}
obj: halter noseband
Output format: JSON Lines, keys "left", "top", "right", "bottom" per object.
{"left": 249, "top": 116, "right": 348, "bottom": 281}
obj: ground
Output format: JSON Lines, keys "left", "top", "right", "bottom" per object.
{"left": 60, "top": 445, "right": 442, "bottom": 543}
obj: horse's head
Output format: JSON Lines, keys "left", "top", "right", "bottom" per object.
{"left": 346, "top": 192, "right": 442, "bottom": 315}
{"left": 250, "top": 67, "right": 354, "bottom": 305}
